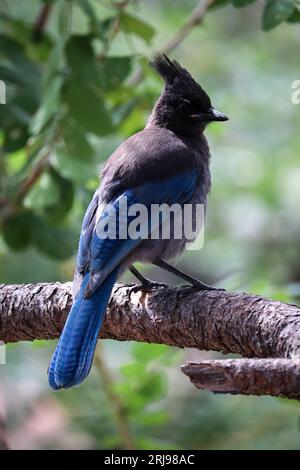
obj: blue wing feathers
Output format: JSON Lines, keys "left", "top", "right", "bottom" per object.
{"left": 77, "top": 192, "right": 99, "bottom": 271}
{"left": 86, "top": 169, "right": 198, "bottom": 294}
{"left": 48, "top": 168, "right": 198, "bottom": 390}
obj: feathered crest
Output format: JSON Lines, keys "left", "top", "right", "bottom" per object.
{"left": 150, "top": 54, "right": 186, "bottom": 84}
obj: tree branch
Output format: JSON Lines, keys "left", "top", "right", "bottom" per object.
{"left": 1, "top": 282, "right": 300, "bottom": 400}
{"left": 17, "top": 153, "right": 50, "bottom": 201}
{"left": 32, "top": 3, "right": 53, "bottom": 43}
{"left": 129, "top": 0, "right": 216, "bottom": 86}
{"left": 182, "top": 359, "right": 300, "bottom": 400}
{"left": 158, "top": 0, "right": 216, "bottom": 56}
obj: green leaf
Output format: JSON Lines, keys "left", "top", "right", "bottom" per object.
{"left": 0, "top": 34, "right": 41, "bottom": 87}
{"left": 287, "top": 7, "right": 300, "bottom": 22}
{"left": 136, "top": 437, "right": 178, "bottom": 451}
{"left": 64, "top": 77, "right": 114, "bottom": 136}
{"left": 22, "top": 167, "right": 73, "bottom": 224}
{"left": 62, "top": 120, "right": 94, "bottom": 161}
{"left": 209, "top": 0, "right": 231, "bottom": 9}
{"left": 3, "top": 125, "right": 29, "bottom": 153}
{"left": 2, "top": 17, "right": 53, "bottom": 62}
{"left": 120, "top": 13, "right": 155, "bottom": 44}
{"left": 232, "top": 0, "right": 256, "bottom": 6}
{"left": 132, "top": 343, "right": 168, "bottom": 363}
{"left": 18, "top": 166, "right": 74, "bottom": 224}
{"left": 2, "top": 211, "right": 32, "bottom": 250}
{"left": 44, "top": 40, "right": 65, "bottom": 86}
{"left": 30, "top": 216, "right": 78, "bottom": 260}
{"left": 0, "top": 92, "right": 38, "bottom": 152}
{"left": 0, "top": 33, "right": 41, "bottom": 152}
{"left": 76, "top": 0, "right": 108, "bottom": 41}
{"left": 120, "top": 362, "right": 144, "bottom": 379}
{"left": 137, "top": 411, "right": 169, "bottom": 426}
{"left": 51, "top": 148, "right": 95, "bottom": 184}
{"left": 64, "top": 36, "right": 125, "bottom": 134}
{"left": 30, "top": 77, "right": 62, "bottom": 135}
{"left": 65, "top": 36, "right": 131, "bottom": 91}
{"left": 262, "top": 0, "right": 295, "bottom": 30}
{"left": 65, "top": 35, "right": 99, "bottom": 83}
{"left": 112, "top": 97, "right": 139, "bottom": 128}
{"left": 97, "top": 57, "right": 132, "bottom": 92}
{"left": 0, "top": 34, "right": 24, "bottom": 61}
{"left": 46, "top": 170, "right": 74, "bottom": 222}
{"left": 23, "top": 171, "right": 61, "bottom": 210}
{"left": 0, "top": 64, "right": 22, "bottom": 85}
{"left": 139, "top": 372, "right": 166, "bottom": 401}
{"left": 113, "top": 381, "right": 146, "bottom": 412}
{"left": 8, "top": 94, "right": 38, "bottom": 125}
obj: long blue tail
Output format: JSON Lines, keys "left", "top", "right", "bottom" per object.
{"left": 48, "top": 269, "right": 118, "bottom": 390}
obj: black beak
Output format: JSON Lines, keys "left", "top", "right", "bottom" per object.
{"left": 208, "top": 107, "right": 229, "bottom": 122}
{"left": 191, "top": 107, "right": 229, "bottom": 123}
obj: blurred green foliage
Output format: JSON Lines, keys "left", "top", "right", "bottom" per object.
{"left": 1, "top": 0, "right": 300, "bottom": 450}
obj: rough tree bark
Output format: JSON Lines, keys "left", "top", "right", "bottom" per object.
{"left": 0, "top": 282, "right": 300, "bottom": 399}
{"left": 182, "top": 359, "right": 300, "bottom": 400}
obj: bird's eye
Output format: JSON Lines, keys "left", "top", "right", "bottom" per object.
{"left": 179, "top": 98, "right": 191, "bottom": 110}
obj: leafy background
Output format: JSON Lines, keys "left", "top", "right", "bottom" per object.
{"left": 1, "top": 0, "right": 300, "bottom": 450}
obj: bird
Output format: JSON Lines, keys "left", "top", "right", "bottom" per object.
{"left": 48, "top": 54, "right": 228, "bottom": 390}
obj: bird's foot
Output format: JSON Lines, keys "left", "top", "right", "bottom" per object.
{"left": 189, "top": 280, "right": 225, "bottom": 292}
{"left": 153, "top": 260, "right": 225, "bottom": 292}
{"left": 129, "top": 280, "right": 168, "bottom": 295}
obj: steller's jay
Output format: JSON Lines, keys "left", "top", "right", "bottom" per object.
{"left": 48, "top": 55, "right": 228, "bottom": 390}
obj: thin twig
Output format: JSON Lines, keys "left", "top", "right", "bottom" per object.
{"left": 159, "top": 0, "right": 215, "bottom": 55}
{"left": 32, "top": 3, "right": 53, "bottom": 42}
{"left": 2, "top": 123, "right": 62, "bottom": 219}
{"left": 97, "top": 15, "right": 122, "bottom": 60}
{"left": 129, "top": 0, "right": 216, "bottom": 86}
{"left": 97, "top": 0, "right": 130, "bottom": 59}
{"left": 94, "top": 344, "right": 135, "bottom": 450}
{"left": 0, "top": 153, "right": 50, "bottom": 222}
{"left": 17, "top": 153, "right": 50, "bottom": 201}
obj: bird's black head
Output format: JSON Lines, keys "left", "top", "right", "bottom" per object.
{"left": 149, "top": 55, "right": 228, "bottom": 135}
